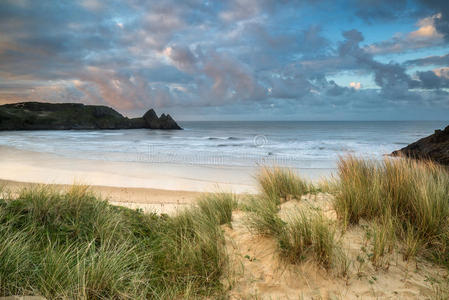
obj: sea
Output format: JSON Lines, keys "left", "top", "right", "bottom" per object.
{"left": 0, "top": 121, "right": 446, "bottom": 171}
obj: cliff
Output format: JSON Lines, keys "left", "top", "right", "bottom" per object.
{"left": 0, "top": 102, "right": 182, "bottom": 130}
{"left": 391, "top": 125, "right": 449, "bottom": 165}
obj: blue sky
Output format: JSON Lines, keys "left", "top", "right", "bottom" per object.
{"left": 1, "top": 0, "right": 449, "bottom": 120}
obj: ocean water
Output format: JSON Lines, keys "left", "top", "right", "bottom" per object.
{"left": 0, "top": 121, "right": 446, "bottom": 170}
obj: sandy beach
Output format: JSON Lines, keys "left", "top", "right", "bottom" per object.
{"left": 0, "top": 143, "right": 334, "bottom": 194}
{"left": 0, "top": 145, "right": 259, "bottom": 193}
{"left": 0, "top": 142, "right": 334, "bottom": 217}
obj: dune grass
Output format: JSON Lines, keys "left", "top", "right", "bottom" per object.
{"left": 257, "top": 167, "right": 312, "bottom": 203}
{"left": 0, "top": 185, "right": 231, "bottom": 299}
{"left": 244, "top": 195, "right": 285, "bottom": 236}
{"left": 278, "top": 210, "right": 340, "bottom": 269}
{"left": 368, "top": 215, "right": 396, "bottom": 269}
{"left": 197, "top": 192, "right": 238, "bottom": 225}
{"left": 334, "top": 155, "right": 449, "bottom": 264}
{"left": 245, "top": 167, "right": 344, "bottom": 270}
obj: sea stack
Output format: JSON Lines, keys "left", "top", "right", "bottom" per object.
{"left": 0, "top": 102, "right": 182, "bottom": 130}
{"left": 391, "top": 125, "right": 449, "bottom": 165}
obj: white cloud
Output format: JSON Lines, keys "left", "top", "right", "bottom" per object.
{"left": 349, "top": 82, "right": 362, "bottom": 89}
{"left": 410, "top": 14, "right": 443, "bottom": 39}
{"left": 365, "top": 14, "right": 444, "bottom": 55}
{"left": 80, "top": 0, "right": 103, "bottom": 11}
{"left": 434, "top": 67, "right": 449, "bottom": 78}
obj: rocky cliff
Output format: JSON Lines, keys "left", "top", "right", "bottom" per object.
{"left": 391, "top": 125, "right": 449, "bottom": 165}
{"left": 0, "top": 102, "right": 182, "bottom": 130}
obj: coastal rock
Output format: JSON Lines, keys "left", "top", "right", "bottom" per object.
{"left": 391, "top": 125, "right": 449, "bottom": 165}
{"left": 0, "top": 102, "right": 182, "bottom": 130}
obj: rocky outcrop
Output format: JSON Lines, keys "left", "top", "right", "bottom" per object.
{"left": 391, "top": 125, "right": 449, "bottom": 165}
{"left": 0, "top": 102, "right": 182, "bottom": 130}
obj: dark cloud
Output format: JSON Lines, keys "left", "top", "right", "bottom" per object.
{"left": 352, "top": 0, "right": 408, "bottom": 23}
{"left": 405, "top": 54, "right": 449, "bottom": 66}
{"left": 418, "top": 0, "right": 449, "bottom": 40}
{"left": 351, "top": 0, "right": 449, "bottom": 43}
{"left": 0, "top": 0, "right": 448, "bottom": 119}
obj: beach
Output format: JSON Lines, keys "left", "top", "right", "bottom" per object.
{"left": 0, "top": 121, "right": 445, "bottom": 214}
{"left": 1, "top": 123, "right": 448, "bottom": 299}
{"left": 0, "top": 145, "right": 259, "bottom": 193}
{"left": 0, "top": 121, "right": 444, "bottom": 195}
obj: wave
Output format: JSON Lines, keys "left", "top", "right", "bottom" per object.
{"left": 205, "top": 136, "right": 242, "bottom": 141}
{"left": 217, "top": 143, "right": 243, "bottom": 147}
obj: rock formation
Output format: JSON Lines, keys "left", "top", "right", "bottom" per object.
{"left": 391, "top": 125, "right": 449, "bottom": 165}
{"left": 0, "top": 102, "right": 182, "bottom": 130}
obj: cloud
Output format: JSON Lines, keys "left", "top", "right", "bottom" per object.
{"left": 365, "top": 14, "right": 445, "bottom": 55}
{"left": 404, "top": 53, "right": 449, "bottom": 66}
{"left": 0, "top": 0, "right": 448, "bottom": 119}
{"left": 349, "top": 82, "right": 362, "bottom": 89}
{"left": 414, "top": 69, "right": 449, "bottom": 89}
{"left": 352, "top": 0, "right": 408, "bottom": 23}
{"left": 417, "top": 0, "right": 449, "bottom": 41}
{"left": 80, "top": 0, "right": 103, "bottom": 11}
{"left": 434, "top": 67, "right": 449, "bottom": 78}
{"left": 163, "top": 46, "right": 198, "bottom": 73}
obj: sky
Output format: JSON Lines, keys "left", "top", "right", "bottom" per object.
{"left": 1, "top": 0, "right": 449, "bottom": 120}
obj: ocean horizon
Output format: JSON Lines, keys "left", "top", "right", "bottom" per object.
{"left": 0, "top": 120, "right": 446, "bottom": 171}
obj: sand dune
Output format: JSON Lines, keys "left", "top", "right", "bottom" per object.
{"left": 224, "top": 193, "right": 447, "bottom": 299}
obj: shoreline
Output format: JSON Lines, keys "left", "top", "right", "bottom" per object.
{"left": 0, "top": 145, "right": 259, "bottom": 194}
{"left": 0, "top": 145, "right": 334, "bottom": 194}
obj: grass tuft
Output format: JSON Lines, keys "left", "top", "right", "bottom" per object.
{"left": 278, "top": 210, "right": 340, "bottom": 269}
{"left": 245, "top": 195, "right": 285, "bottom": 236}
{"left": 334, "top": 155, "right": 449, "bottom": 263}
{"left": 257, "top": 167, "right": 311, "bottom": 203}
{"left": 0, "top": 185, "right": 231, "bottom": 298}
{"left": 197, "top": 192, "right": 237, "bottom": 225}
{"left": 369, "top": 215, "right": 396, "bottom": 269}
{"left": 246, "top": 168, "right": 343, "bottom": 271}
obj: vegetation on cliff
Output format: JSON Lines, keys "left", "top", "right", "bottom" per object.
{"left": 0, "top": 102, "right": 182, "bottom": 130}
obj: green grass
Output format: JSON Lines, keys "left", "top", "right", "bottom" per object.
{"left": 0, "top": 185, "right": 231, "bottom": 299}
{"left": 333, "top": 155, "right": 449, "bottom": 264}
{"left": 245, "top": 168, "right": 343, "bottom": 270}
{"left": 245, "top": 195, "right": 285, "bottom": 236}
{"left": 278, "top": 210, "right": 340, "bottom": 269}
{"left": 257, "top": 167, "right": 311, "bottom": 203}
{"left": 368, "top": 215, "right": 396, "bottom": 269}
{"left": 197, "top": 192, "right": 238, "bottom": 225}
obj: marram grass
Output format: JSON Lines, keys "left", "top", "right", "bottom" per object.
{"left": 245, "top": 168, "right": 344, "bottom": 271}
{"left": 257, "top": 167, "right": 312, "bottom": 203}
{"left": 333, "top": 155, "right": 449, "bottom": 264}
{"left": 0, "top": 185, "right": 231, "bottom": 299}
{"left": 278, "top": 210, "right": 341, "bottom": 269}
